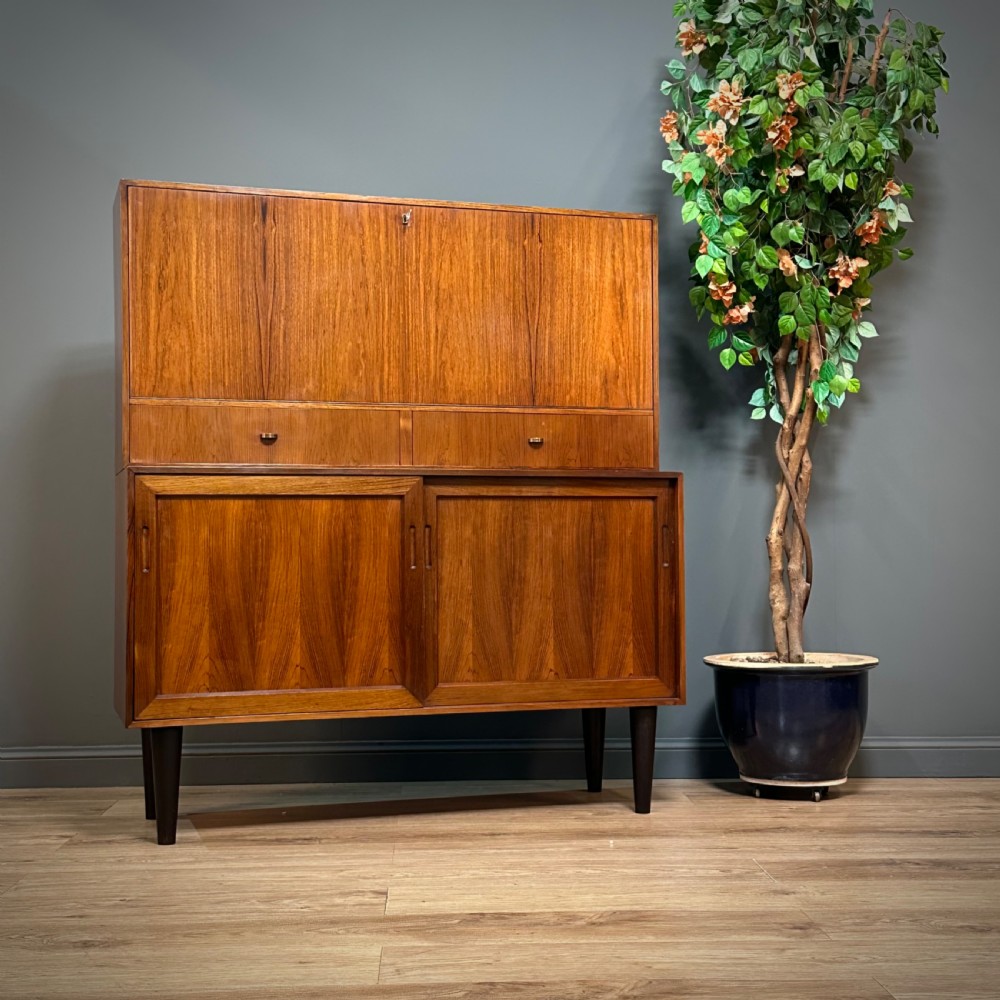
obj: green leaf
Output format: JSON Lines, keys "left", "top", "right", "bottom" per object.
{"left": 849, "top": 140, "right": 866, "bottom": 163}
{"left": 819, "top": 360, "right": 836, "bottom": 382}
{"left": 845, "top": 172, "right": 858, "bottom": 190}
{"left": 748, "top": 95, "right": 769, "bottom": 116}
{"left": 829, "top": 374, "right": 850, "bottom": 396}
{"left": 737, "top": 47, "right": 762, "bottom": 73}
{"left": 823, "top": 171, "right": 841, "bottom": 193}
{"left": 720, "top": 348, "right": 737, "bottom": 370}
{"left": 723, "top": 189, "right": 743, "bottom": 213}
{"left": 666, "top": 59, "right": 687, "bottom": 80}
{"left": 695, "top": 255, "right": 714, "bottom": 278}
{"left": 778, "top": 314, "right": 797, "bottom": 336}
{"left": 708, "top": 326, "right": 727, "bottom": 349}
{"left": 681, "top": 201, "right": 700, "bottom": 224}
{"left": 749, "top": 388, "right": 767, "bottom": 407}
{"left": 794, "top": 88, "right": 809, "bottom": 109}
{"left": 816, "top": 405, "right": 829, "bottom": 426}
{"left": 898, "top": 247, "right": 915, "bottom": 260}
{"left": 751, "top": 407, "right": 767, "bottom": 420}
{"left": 689, "top": 74, "right": 707, "bottom": 94}
{"left": 769, "top": 403, "right": 784, "bottom": 425}
{"left": 738, "top": 351, "right": 755, "bottom": 366}
{"left": 756, "top": 246, "right": 779, "bottom": 270}
{"left": 808, "top": 159, "right": 827, "bottom": 182}
{"left": 732, "top": 334, "right": 755, "bottom": 352}
{"left": 848, "top": 378, "right": 862, "bottom": 393}
{"left": 701, "top": 214, "right": 721, "bottom": 237}
{"left": 771, "top": 222, "right": 791, "bottom": 246}
{"left": 857, "top": 321, "right": 878, "bottom": 338}
{"left": 895, "top": 202, "right": 913, "bottom": 223}
{"left": 690, "top": 286, "right": 707, "bottom": 309}
{"left": 889, "top": 48, "right": 906, "bottom": 71}
{"left": 813, "top": 380, "right": 831, "bottom": 405}
{"left": 779, "top": 291, "right": 798, "bottom": 315}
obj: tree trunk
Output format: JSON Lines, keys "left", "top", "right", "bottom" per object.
{"left": 766, "top": 328, "right": 820, "bottom": 663}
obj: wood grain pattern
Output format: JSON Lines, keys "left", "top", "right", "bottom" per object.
{"left": 266, "top": 197, "right": 405, "bottom": 402}
{"left": 132, "top": 476, "right": 422, "bottom": 720}
{"left": 129, "top": 402, "right": 401, "bottom": 466}
{"left": 129, "top": 187, "right": 266, "bottom": 399}
{"left": 534, "top": 214, "right": 654, "bottom": 409}
{"left": 424, "top": 481, "right": 678, "bottom": 707}
{"left": 113, "top": 471, "right": 133, "bottom": 725}
{"left": 115, "top": 183, "right": 129, "bottom": 471}
{"left": 411, "top": 410, "right": 654, "bottom": 469}
{"left": 404, "top": 206, "right": 533, "bottom": 405}
{"left": 122, "top": 177, "right": 659, "bottom": 220}
{"left": 3, "top": 779, "right": 999, "bottom": 998}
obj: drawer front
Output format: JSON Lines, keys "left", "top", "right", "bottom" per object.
{"left": 130, "top": 403, "right": 401, "bottom": 466}
{"left": 412, "top": 410, "right": 654, "bottom": 470}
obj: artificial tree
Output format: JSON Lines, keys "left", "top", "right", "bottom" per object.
{"left": 660, "top": 0, "right": 947, "bottom": 662}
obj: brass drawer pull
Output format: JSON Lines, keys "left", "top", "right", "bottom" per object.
{"left": 259, "top": 432, "right": 279, "bottom": 444}
{"left": 528, "top": 437, "right": 544, "bottom": 447}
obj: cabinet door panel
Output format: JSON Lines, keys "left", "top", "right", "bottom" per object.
{"left": 130, "top": 187, "right": 266, "bottom": 399}
{"left": 266, "top": 198, "right": 406, "bottom": 402}
{"left": 133, "top": 476, "right": 422, "bottom": 720}
{"left": 424, "top": 481, "right": 679, "bottom": 707}
{"left": 404, "top": 207, "right": 533, "bottom": 405}
{"left": 534, "top": 215, "right": 654, "bottom": 409}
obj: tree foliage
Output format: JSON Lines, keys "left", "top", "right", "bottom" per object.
{"left": 661, "top": 0, "right": 947, "bottom": 426}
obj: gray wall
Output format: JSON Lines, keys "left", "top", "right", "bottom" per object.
{"left": 2, "top": 0, "right": 996, "bottom": 785}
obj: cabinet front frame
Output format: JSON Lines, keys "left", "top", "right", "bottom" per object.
{"left": 421, "top": 477, "right": 684, "bottom": 710}
{"left": 131, "top": 475, "right": 425, "bottom": 723}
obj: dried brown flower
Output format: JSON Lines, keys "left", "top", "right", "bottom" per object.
{"left": 696, "top": 120, "right": 734, "bottom": 166}
{"left": 706, "top": 79, "right": 746, "bottom": 125}
{"left": 777, "top": 249, "right": 799, "bottom": 278}
{"left": 709, "top": 273, "right": 737, "bottom": 308}
{"left": 856, "top": 211, "right": 886, "bottom": 246}
{"left": 776, "top": 72, "right": 806, "bottom": 101}
{"left": 884, "top": 179, "right": 903, "bottom": 198}
{"left": 852, "top": 296, "right": 872, "bottom": 321}
{"left": 775, "top": 163, "right": 805, "bottom": 193}
{"left": 828, "top": 252, "right": 869, "bottom": 291}
{"left": 678, "top": 20, "right": 708, "bottom": 56}
{"left": 766, "top": 113, "right": 797, "bottom": 152}
{"left": 724, "top": 296, "right": 756, "bottom": 326}
{"left": 699, "top": 232, "right": 710, "bottom": 255}
{"left": 659, "top": 111, "right": 680, "bottom": 144}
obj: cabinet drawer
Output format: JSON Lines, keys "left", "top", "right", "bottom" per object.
{"left": 130, "top": 402, "right": 401, "bottom": 466}
{"left": 411, "top": 410, "right": 654, "bottom": 470}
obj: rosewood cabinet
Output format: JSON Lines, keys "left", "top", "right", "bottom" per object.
{"left": 115, "top": 180, "right": 684, "bottom": 844}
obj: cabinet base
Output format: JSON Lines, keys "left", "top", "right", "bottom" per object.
{"left": 138, "top": 708, "right": 660, "bottom": 844}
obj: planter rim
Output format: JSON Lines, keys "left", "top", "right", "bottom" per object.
{"left": 704, "top": 652, "right": 877, "bottom": 672}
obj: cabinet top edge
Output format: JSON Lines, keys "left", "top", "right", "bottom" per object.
{"left": 118, "top": 178, "right": 659, "bottom": 222}
{"left": 126, "top": 464, "right": 683, "bottom": 481}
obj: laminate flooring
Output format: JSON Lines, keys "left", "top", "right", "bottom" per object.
{"left": 2, "top": 778, "right": 999, "bottom": 999}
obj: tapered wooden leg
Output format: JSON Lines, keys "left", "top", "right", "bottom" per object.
{"left": 150, "top": 727, "right": 183, "bottom": 845}
{"left": 581, "top": 708, "right": 607, "bottom": 792}
{"left": 629, "top": 706, "right": 657, "bottom": 814}
{"left": 140, "top": 729, "right": 156, "bottom": 821}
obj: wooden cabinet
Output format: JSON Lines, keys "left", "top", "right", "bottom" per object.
{"left": 115, "top": 180, "right": 683, "bottom": 844}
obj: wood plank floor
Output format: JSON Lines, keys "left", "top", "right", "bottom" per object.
{"left": 1, "top": 778, "right": 999, "bottom": 999}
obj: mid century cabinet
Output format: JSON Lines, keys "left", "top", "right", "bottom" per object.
{"left": 114, "top": 179, "right": 685, "bottom": 844}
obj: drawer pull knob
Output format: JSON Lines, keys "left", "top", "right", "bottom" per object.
{"left": 528, "top": 437, "right": 544, "bottom": 447}
{"left": 259, "top": 432, "right": 279, "bottom": 444}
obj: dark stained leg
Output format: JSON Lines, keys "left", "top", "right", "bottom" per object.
{"left": 581, "top": 708, "right": 607, "bottom": 793}
{"left": 150, "top": 726, "right": 183, "bottom": 845}
{"left": 629, "top": 706, "right": 657, "bottom": 814}
{"left": 140, "top": 729, "right": 156, "bottom": 821}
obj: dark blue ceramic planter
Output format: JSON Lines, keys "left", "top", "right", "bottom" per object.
{"left": 705, "top": 653, "right": 877, "bottom": 796}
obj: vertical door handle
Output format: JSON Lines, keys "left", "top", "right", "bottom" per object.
{"left": 424, "top": 525, "right": 432, "bottom": 568}
{"left": 141, "top": 525, "right": 151, "bottom": 574}
{"left": 661, "top": 525, "right": 669, "bottom": 568}
{"left": 409, "top": 526, "right": 417, "bottom": 570}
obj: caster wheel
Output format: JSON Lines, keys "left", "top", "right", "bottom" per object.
{"left": 754, "top": 786, "right": 762, "bottom": 798}
{"left": 812, "top": 787, "right": 828, "bottom": 802}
